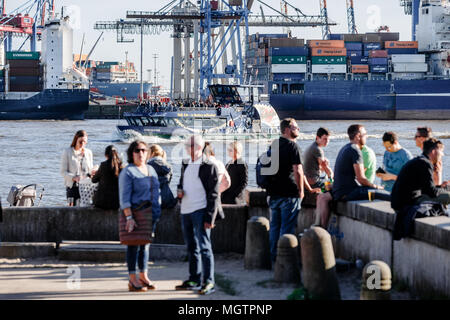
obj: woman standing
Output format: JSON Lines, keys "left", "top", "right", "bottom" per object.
{"left": 377, "top": 131, "right": 413, "bottom": 192}
{"left": 119, "top": 140, "right": 161, "bottom": 292}
{"left": 92, "top": 145, "right": 123, "bottom": 210}
{"left": 60, "top": 130, "right": 95, "bottom": 206}
{"left": 148, "top": 144, "right": 177, "bottom": 209}
{"left": 221, "top": 141, "right": 248, "bottom": 204}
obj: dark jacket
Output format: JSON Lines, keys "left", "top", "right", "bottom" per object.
{"left": 178, "top": 157, "right": 221, "bottom": 225}
{"left": 221, "top": 159, "right": 248, "bottom": 204}
{"left": 0, "top": 197, "right": 3, "bottom": 222}
{"left": 148, "top": 157, "right": 177, "bottom": 209}
{"left": 91, "top": 161, "right": 121, "bottom": 210}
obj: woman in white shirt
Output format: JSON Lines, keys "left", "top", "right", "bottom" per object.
{"left": 60, "top": 130, "right": 95, "bottom": 206}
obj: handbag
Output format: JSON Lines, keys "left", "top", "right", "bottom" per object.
{"left": 119, "top": 204, "right": 153, "bottom": 246}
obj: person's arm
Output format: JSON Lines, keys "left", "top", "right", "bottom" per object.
{"left": 149, "top": 167, "right": 161, "bottom": 222}
{"left": 354, "top": 163, "right": 383, "bottom": 189}
{"left": 293, "top": 164, "right": 305, "bottom": 199}
{"left": 433, "top": 159, "right": 442, "bottom": 186}
{"left": 318, "top": 157, "right": 333, "bottom": 179}
{"left": 219, "top": 169, "right": 231, "bottom": 193}
{"left": 61, "top": 149, "right": 77, "bottom": 185}
{"left": 422, "top": 162, "right": 442, "bottom": 198}
{"left": 91, "top": 162, "right": 103, "bottom": 183}
{"left": 118, "top": 168, "right": 137, "bottom": 232}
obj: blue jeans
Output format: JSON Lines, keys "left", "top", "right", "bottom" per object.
{"left": 181, "top": 208, "right": 214, "bottom": 285}
{"left": 127, "top": 244, "right": 149, "bottom": 274}
{"left": 268, "top": 197, "right": 302, "bottom": 262}
{"left": 345, "top": 186, "right": 391, "bottom": 201}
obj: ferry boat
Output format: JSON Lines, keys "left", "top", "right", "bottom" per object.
{"left": 116, "top": 84, "right": 280, "bottom": 141}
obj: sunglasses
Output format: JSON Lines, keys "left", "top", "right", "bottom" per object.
{"left": 134, "top": 148, "right": 148, "bottom": 154}
{"left": 290, "top": 126, "right": 300, "bottom": 131}
{"left": 414, "top": 135, "right": 422, "bottom": 139}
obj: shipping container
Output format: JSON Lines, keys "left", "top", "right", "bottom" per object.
{"left": 7, "top": 59, "right": 40, "bottom": 68}
{"left": 9, "top": 68, "right": 40, "bottom": 76}
{"left": 369, "top": 50, "right": 388, "bottom": 58}
{"left": 351, "top": 65, "right": 369, "bottom": 73}
{"left": 311, "top": 64, "right": 347, "bottom": 74}
{"left": 363, "top": 42, "right": 382, "bottom": 51}
{"left": 268, "top": 38, "right": 304, "bottom": 48}
{"left": 366, "top": 32, "right": 400, "bottom": 42}
{"left": 228, "top": 0, "right": 242, "bottom": 6}
{"left": 345, "top": 42, "right": 363, "bottom": 51}
{"left": 329, "top": 34, "right": 343, "bottom": 40}
{"left": 350, "top": 56, "right": 369, "bottom": 64}
{"left": 370, "top": 65, "right": 388, "bottom": 73}
{"left": 6, "top": 51, "right": 40, "bottom": 60}
{"left": 385, "top": 41, "right": 418, "bottom": 49}
{"left": 311, "top": 56, "right": 347, "bottom": 64}
{"left": 347, "top": 51, "right": 362, "bottom": 57}
{"left": 271, "top": 56, "right": 307, "bottom": 64}
{"left": 270, "top": 46, "right": 309, "bottom": 56}
{"left": 310, "top": 48, "right": 347, "bottom": 56}
{"left": 9, "top": 75, "right": 41, "bottom": 85}
{"left": 307, "top": 40, "right": 345, "bottom": 48}
{"left": 272, "top": 73, "right": 306, "bottom": 81}
{"left": 393, "top": 63, "right": 428, "bottom": 73}
{"left": 9, "top": 84, "right": 41, "bottom": 92}
{"left": 343, "top": 34, "right": 364, "bottom": 42}
{"left": 391, "top": 54, "right": 426, "bottom": 63}
{"left": 369, "top": 57, "right": 388, "bottom": 65}
{"left": 272, "top": 64, "right": 307, "bottom": 73}
{"left": 386, "top": 48, "right": 419, "bottom": 54}
{"left": 391, "top": 72, "right": 425, "bottom": 80}
{"left": 363, "top": 34, "right": 381, "bottom": 43}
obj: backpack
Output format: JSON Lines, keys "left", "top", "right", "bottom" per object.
{"left": 255, "top": 147, "right": 273, "bottom": 189}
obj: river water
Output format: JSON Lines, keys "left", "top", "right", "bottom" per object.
{"left": 0, "top": 119, "right": 449, "bottom": 207}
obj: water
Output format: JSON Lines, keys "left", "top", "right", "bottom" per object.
{"left": 0, "top": 119, "right": 449, "bottom": 207}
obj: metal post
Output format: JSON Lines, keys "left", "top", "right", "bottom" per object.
{"left": 170, "top": 55, "right": 173, "bottom": 100}
{"left": 193, "top": 21, "right": 199, "bottom": 101}
{"left": 140, "top": 20, "right": 144, "bottom": 103}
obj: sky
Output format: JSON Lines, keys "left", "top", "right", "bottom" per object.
{"left": 5, "top": 0, "right": 412, "bottom": 89}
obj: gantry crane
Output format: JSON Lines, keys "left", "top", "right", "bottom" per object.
{"left": 94, "top": 0, "right": 336, "bottom": 100}
{"left": 400, "top": 0, "right": 420, "bottom": 40}
{"left": 346, "top": 0, "right": 357, "bottom": 34}
{"left": 319, "top": 0, "right": 330, "bottom": 39}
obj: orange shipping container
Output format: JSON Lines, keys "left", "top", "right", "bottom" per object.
{"left": 311, "top": 47, "right": 347, "bottom": 56}
{"left": 351, "top": 65, "right": 369, "bottom": 73}
{"left": 385, "top": 41, "right": 418, "bottom": 49}
{"left": 307, "top": 40, "right": 345, "bottom": 48}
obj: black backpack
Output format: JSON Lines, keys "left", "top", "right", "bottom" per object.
{"left": 256, "top": 147, "right": 273, "bottom": 189}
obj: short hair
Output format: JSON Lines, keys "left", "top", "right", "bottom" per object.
{"left": 316, "top": 127, "right": 330, "bottom": 138}
{"left": 382, "top": 131, "right": 398, "bottom": 144}
{"left": 417, "top": 127, "right": 432, "bottom": 138}
{"left": 70, "top": 130, "right": 87, "bottom": 148}
{"left": 149, "top": 144, "right": 164, "bottom": 158}
{"left": 347, "top": 124, "right": 363, "bottom": 140}
{"left": 423, "top": 138, "right": 443, "bottom": 156}
{"left": 203, "top": 142, "right": 215, "bottom": 157}
{"left": 280, "top": 118, "right": 296, "bottom": 134}
{"left": 184, "top": 135, "right": 205, "bottom": 150}
{"left": 127, "top": 140, "right": 148, "bottom": 164}
{"left": 228, "top": 141, "right": 243, "bottom": 157}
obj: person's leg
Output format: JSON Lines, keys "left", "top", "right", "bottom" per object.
{"left": 126, "top": 245, "right": 142, "bottom": 288}
{"left": 138, "top": 244, "right": 152, "bottom": 285}
{"left": 280, "top": 197, "right": 302, "bottom": 236}
{"left": 268, "top": 198, "right": 282, "bottom": 262}
{"left": 181, "top": 213, "right": 201, "bottom": 284}
{"left": 192, "top": 209, "right": 214, "bottom": 286}
{"left": 417, "top": 192, "right": 450, "bottom": 206}
{"left": 315, "top": 192, "right": 333, "bottom": 228}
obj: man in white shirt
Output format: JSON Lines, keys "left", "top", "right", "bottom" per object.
{"left": 175, "top": 135, "right": 220, "bottom": 295}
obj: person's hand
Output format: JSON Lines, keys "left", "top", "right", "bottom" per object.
{"left": 435, "top": 159, "right": 442, "bottom": 173}
{"left": 310, "top": 188, "right": 321, "bottom": 194}
{"left": 204, "top": 222, "right": 215, "bottom": 229}
{"left": 126, "top": 219, "right": 138, "bottom": 233}
{"left": 441, "top": 180, "right": 449, "bottom": 187}
{"left": 72, "top": 176, "right": 80, "bottom": 183}
{"left": 375, "top": 185, "right": 384, "bottom": 190}
{"left": 91, "top": 169, "right": 97, "bottom": 177}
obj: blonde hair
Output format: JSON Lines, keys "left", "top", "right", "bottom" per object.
{"left": 149, "top": 144, "right": 165, "bottom": 158}
{"left": 228, "top": 141, "right": 243, "bottom": 158}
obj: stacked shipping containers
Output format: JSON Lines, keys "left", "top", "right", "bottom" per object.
{"left": 5, "top": 51, "right": 42, "bottom": 92}
{"left": 386, "top": 41, "right": 426, "bottom": 79}
{"left": 308, "top": 40, "right": 347, "bottom": 75}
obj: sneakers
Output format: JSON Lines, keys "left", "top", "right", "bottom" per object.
{"left": 198, "top": 282, "right": 215, "bottom": 295}
{"left": 175, "top": 280, "right": 201, "bottom": 291}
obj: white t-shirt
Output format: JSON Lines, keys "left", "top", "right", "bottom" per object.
{"left": 180, "top": 158, "right": 207, "bottom": 214}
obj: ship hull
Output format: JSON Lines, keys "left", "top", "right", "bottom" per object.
{"left": 90, "top": 81, "right": 152, "bottom": 100}
{"left": 0, "top": 89, "right": 89, "bottom": 120}
{"left": 269, "top": 79, "right": 450, "bottom": 120}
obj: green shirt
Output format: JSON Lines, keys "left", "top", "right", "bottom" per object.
{"left": 361, "top": 145, "right": 376, "bottom": 183}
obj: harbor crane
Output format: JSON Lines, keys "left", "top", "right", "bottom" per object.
{"left": 346, "top": 0, "right": 357, "bottom": 34}
{"left": 319, "top": 0, "right": 330, "bottom": 39}
{"left": 94, "top": 0, "right": 336, "bottom": 100}
{"left": 400, "top": 0, "right": 420, "bottom": 40}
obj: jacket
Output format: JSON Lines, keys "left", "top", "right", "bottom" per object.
{"left": 148, "top": 157, "right": 177, "bottom": 209}
{"left": 221, "top": 159, "right": 248, "bottom": 204}
{"left": 60, "top": 147, "right": 94, "bottom": 188}
{"left": 177, "top": 157, "right": 221, "bottom": 225}
{"left": 91, "top": 160, "right": 121, "bottom": 210}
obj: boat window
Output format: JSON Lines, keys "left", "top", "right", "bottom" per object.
{"left": 133, "top": 118, "right": 143, "bottom": 126}
{"left": 271, "top": 83, "right": 279, "bottom": 94}
{"left": 282, "top": 84, "right": 289, "bottom": 94}
{"left": 127, "top": 117, "right": 137, "bottom": 126}
{"left": 141, "top": 117, "right": 150, "bottom": 126}
{"left": 290, "top": 84, "right": 304, "bottom": 94}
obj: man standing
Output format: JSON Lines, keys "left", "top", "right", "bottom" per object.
{"left": 266, "top": 118, "right": 319, "bottom": 262}
{"left": 175, "top": 135, "right": 220, "bottom": 295}
{"left": 392, "top": 138, "right": 450, "bottom": 239}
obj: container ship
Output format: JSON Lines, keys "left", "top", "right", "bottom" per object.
{"left": 246, "top": 0, "right": 450, "bottom": 120}
{"left": 0, "top": 18, "right": 89, "bottom": 120}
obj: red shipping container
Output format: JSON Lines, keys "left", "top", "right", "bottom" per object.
{"left": 385, "top": 41, "right": 418, "bottom": 49}
{"left": 311, "top": 47, "right": 347, "bottom": 56}
{"left": 369, "top": 50, "right": 388, "bottom": 58}
{"left": 307, "top": 40, "right": 345, "bottom": 48}
{"left": 351, "top": 65, "right": 369, "bottom": 73}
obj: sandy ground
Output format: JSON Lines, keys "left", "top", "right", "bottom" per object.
{"left": 0, "top": 253, "right": 412, "bottom": 300}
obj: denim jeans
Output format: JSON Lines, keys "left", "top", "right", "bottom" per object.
{"left": 268, "top": 197, "right": 302, "bottom": 262}
{"left": 345, "top": 186, "right": 391, "bottom": 201}
{"left": 181, "top": 208, "right": 214, "bottom": 285}
{"left": 127, "top": 244, "right": 149, "bottom": 274}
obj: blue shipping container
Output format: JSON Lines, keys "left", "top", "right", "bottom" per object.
{"left": 386, "top": 48, "right": 419, "bottom": 55}
{"left": 329, "top": 34, "right": 344, "bottom": 40}
{"left": 345, "top": 42, "right": 363, "bottom": 51}
{"left": 272, "top": 73, "right": 306, "bottom": 81}
{"left": 364, "top": 42, "right": 382, "bottom": 51}
{"left": 350, "top": 56, "right": 369, "bottom": 64}
{"left": 370, "top": 65, "right": 388, "bottom": 73}
{"left": 368, "top": 58, "right": 388, "bottom": 65}
{"left": 257, "top": 34, "right": 289, "bottom": 39}
{"left": 270, "top": 46, "right": 309, "bottom": 56}
{"left": 347, "top": 51, "right": 362, "bottom": 57}
{"left": 9, "top": 76, "right": 40, "bottom": 85}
